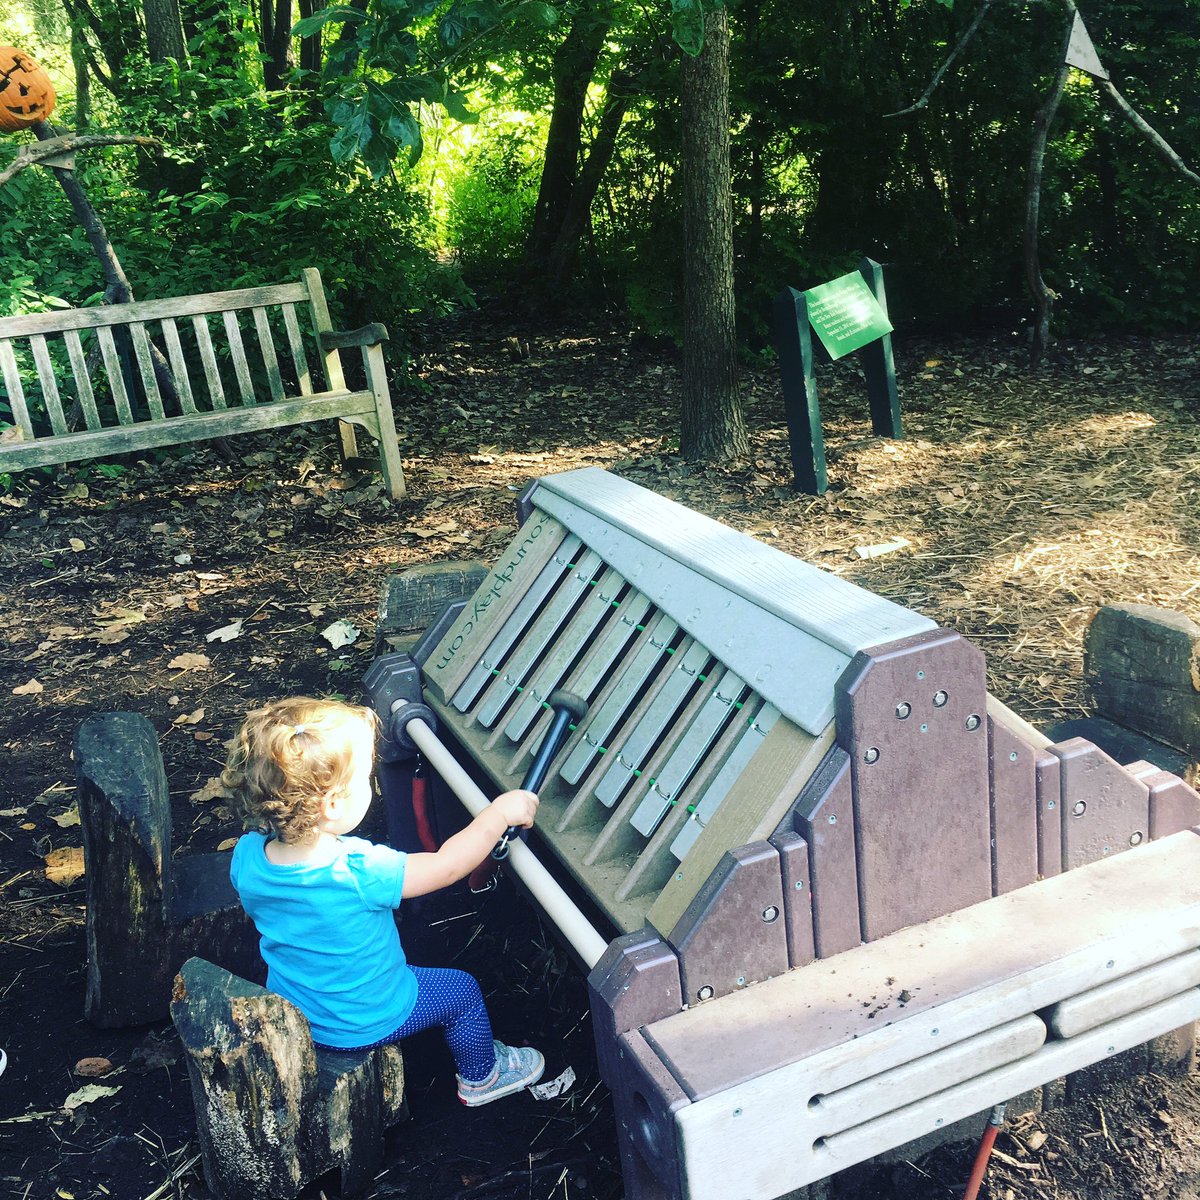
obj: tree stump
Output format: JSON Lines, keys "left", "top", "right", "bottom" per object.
{"left": 1084, "top": 602, "right": 1200, "bottom": 765}
{"left": 171, "top": 957, "right": 406, "bottom": 1200}
{"left": 75, "top": 712, "right": 261, "bottom": 1027}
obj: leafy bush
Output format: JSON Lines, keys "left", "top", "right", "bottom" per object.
{"left": 444, "top": 118, "right": 543, "bottom": 280}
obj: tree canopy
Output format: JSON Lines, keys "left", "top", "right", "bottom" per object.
{"left": 1, "top": 0, "right": 1198, "bottom": 392}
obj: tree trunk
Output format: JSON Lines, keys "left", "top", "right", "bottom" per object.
{"left": 1025, "top": 17, "right": 1073, "bottom": 368}
{"left": 297, "top": 0, "right": 322, "bottom": 77}
{"left": 71, "top": 25, "right": 91, "bottom": 127}
{"left": 522, "top": 0, "right": 614, "bottom": 280}
{"left": 260, "top": 0, "right": 293, "bottom": 90}
{"left": 144, "top": 0, "right": 188, "bottom": 65}
{"left": 546, "top": 71, "right": 638, "bottom": 287}
{"left": 679, "top": 7, "right": 747, "bottom": 463}
{"left": 34, "top": 122, "right": 133, "bottom": 305}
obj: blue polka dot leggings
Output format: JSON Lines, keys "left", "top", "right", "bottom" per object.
{"left": 325, "top": 965, "right": 497, "bottom": 1083}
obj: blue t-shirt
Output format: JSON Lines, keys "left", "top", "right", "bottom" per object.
{"left": 230, "top": 832, "right": 418, "bottom": 1048}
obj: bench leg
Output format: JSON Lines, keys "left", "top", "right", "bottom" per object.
{"left": 364, "top": 342, "right": 406, "bottom": 501}
{"left": 338, "top": 418, "right": 361, "bottom": 463}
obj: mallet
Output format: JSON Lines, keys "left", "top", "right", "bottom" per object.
{"left": 385, "top": 692, "right": 607, "bottom": 968}
{"left": 492, "top": 689, "right": 588, "bottom": 862}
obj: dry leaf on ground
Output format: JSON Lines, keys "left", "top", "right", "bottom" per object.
{"left": 168, "top": 651, "right": 211, "bottom": 671}
{"left": 44, "top": 846, "right": 85, "bottom": 886}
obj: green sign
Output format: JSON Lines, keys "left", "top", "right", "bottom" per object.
{"left": 804, "top": 271, "right": 894, "bottom": 361}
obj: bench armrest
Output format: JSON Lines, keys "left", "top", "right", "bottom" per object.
{"left": 319, "top": 322, "right": 389, "bottom": 350}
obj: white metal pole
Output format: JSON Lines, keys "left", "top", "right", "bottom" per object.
{"left": 401, "top": 715, "right": 609, "bottom": 970}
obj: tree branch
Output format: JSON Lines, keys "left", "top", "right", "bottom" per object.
{"left": 1053, "top": 0, "right": 1200, "bottom": 185}
{"left": 1097, "top": 77, "right": 1200, "bottom": 187}
{"left": 885, "top": 0, "right": 997, "bottom": 118}
{"left": 0, "top": 134, "right": 162, "bottom": 188}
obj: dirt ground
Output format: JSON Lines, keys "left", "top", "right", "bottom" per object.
{"left": 3, "top": 308, "right": 1200, "bottom": 1200}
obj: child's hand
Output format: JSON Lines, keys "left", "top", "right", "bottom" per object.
{"left": 494, "top": 789, "right": 539, "bottom": 829}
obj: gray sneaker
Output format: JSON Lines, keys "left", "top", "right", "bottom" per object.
{"left": 457, "top": 1040, "right": 544, "bottom": 1107}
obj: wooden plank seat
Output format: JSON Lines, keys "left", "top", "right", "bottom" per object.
{"left": 604, "top": 830, "right": 1200, "bottom": 1200}
{"left": 0, "top": 268, "right": 405, "bottom": 498}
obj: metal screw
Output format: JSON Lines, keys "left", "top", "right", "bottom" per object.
{"left": 931, "top": 1028, "right": 939, "bottom": 1036}
{"left": 762, "top": 906, "right": 780, "bottom": 923}
{"left": 736, "top": 976, "right": 746, "bottom": 986}
{"left": 1009, "top": 751, "right": 1018, "bottom": 762}
{"left": 1106, "top": 960, "right": 1115, "bottom": 969}
{"left": 676, "top": 872, "right": 684, "bottom": 881}
{"left": 920, "top": 723, "right": 928, "bottom": 733}
{"left": 864, "top": 747, "right": 880, "bottom": 764}
{"left": 733, "top": 1108, "right": 743, "bottom": 1117}
{"left": 1072, "top": 800, "right": 1087, "bottom": 816}
{"left": 1048, "top": 800, "right": 1057, "bottom": 810}
{"left": 795, "top": 880, "right": 805, "bottom": 890}
{"left": 964, "top": 714, "right": 981, "bottom": 731}
{"left": 828, "top": 814, "right": 837, "bottom": 824}
{"left": 698, "top": 985, "right": 714, "bottom": 1001}
{"left": 895, "top": 702, "right": 911, "bottom": 719}
{"left": 1130, "top": 831, "right": 1144, "bottom": 846}
{"left": 917, "top": 670, "right": 926, "bottom": 680}
{"left": 933, "top": 690, "right": 948, "bottom": 707}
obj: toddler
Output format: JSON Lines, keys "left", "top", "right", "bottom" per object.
{"left": 223, "top": 695, "right": 545, "bottom": 1106}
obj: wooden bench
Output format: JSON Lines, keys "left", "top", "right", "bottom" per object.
{"left": 0, "top": 268, "right": 405, "bottom": 498}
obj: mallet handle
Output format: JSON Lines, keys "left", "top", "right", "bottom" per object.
{"left": 398, "top": 714, "right": 607, "bottom": 969}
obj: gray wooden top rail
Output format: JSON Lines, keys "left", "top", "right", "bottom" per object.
{"left": 0, "top": 268, "right": 405, "bottom": 499}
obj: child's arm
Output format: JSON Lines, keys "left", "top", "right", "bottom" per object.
{"left": 400, "top": 789, "right": 538, "bottom": 899}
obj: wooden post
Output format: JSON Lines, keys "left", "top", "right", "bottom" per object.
{"left": 171, "top": 957, "right": 406, "bottom": 1200}
{"left": 773, "top": 286, "right": 827, "bottom": 495}
{"left": 858, "top": 257, "right": 902, "bottom": 438}
{"left": 75, "top": 712, "right": 261, "bottom": 1027}
{"left": 76, "top": 712, "right": 173, "bottom": 1026}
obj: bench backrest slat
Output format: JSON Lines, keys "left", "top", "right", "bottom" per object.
{"left": 129, "top": 323, "right": 166, "bottom": 421}
{"left": 302, "top": 267, "right": 346, "bottom": 392}
{"left": 191, "top": 316, "right": 227, "bottom": 410}
{"left": 281, "top": 303, "right": 312, "bottom": 396}
{"left": 159, "top": 318, "right": 198, "bottom": 415}
{"left": 0, "top": 282, "right": 310, "bottom": 339}
{"left": 1, "top": 339, "right": 34, "bottom": 440}
{"left": 251, "top": 306, "right": 285, "bottom": 403}
{"left": 30, "top": 335, "right": 69, "bottom": 436}
{"left": 64, "top": 329, "right": 103, "bottom": 430}
{"left": 96, "top": 327, "right": 136, "bottom": 425}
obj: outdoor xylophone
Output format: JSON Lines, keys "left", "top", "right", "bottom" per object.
{"left": 364, "top": 466, "right": 1200, "bottom": 1200}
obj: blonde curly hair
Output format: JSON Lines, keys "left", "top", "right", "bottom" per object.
{"left": 222, "top": 697, "right": 379, "bottom": 843}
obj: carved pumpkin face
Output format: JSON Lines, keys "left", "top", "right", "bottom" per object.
{"left": 0, "top": 46, "right": 56, "bottom": 132}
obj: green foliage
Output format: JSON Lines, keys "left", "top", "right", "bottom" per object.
{"left": 0, "top": 8, "right": 469, "bottom": 334}
{"left": 305, "top": 0, "right": 558, "bottom": 178}
{"left": 444, "top": 117, "right": 542, "bottom": 276}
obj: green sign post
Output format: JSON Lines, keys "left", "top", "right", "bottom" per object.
{"left": 774, "top": 257, "right": 902, "bottom": 495}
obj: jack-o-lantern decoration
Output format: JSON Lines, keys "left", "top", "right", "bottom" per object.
{"left": 0, "top": 46, "right": 56, "bottom": 132}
